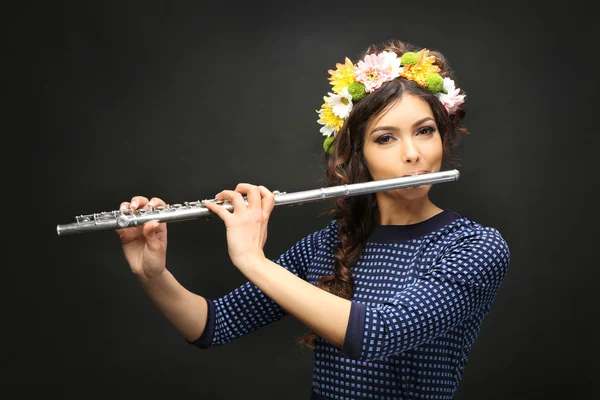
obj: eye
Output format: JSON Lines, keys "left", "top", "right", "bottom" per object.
{"left": 375, "top": 134, "right": 394, "bottom": 144}
{"left": 417, "top": 126, "right": 436, "bottom": 135}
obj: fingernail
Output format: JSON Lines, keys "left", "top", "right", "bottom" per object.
{"left": 131, "top": 201, "right": 137, "bottom": 208}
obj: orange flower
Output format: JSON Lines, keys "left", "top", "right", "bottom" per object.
{"left": 400, "top": 49, "right": 440, "bottom": 87}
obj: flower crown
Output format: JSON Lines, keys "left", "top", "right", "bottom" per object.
{"left": 317, "top": 48, "right": 466, "bottom": 153}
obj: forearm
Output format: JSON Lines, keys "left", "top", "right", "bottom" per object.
{"left": 239, "top": 256, "right": 352, "bottom": 349}
{"left": 135, "top": 270, "right": 208, "bottom": 342}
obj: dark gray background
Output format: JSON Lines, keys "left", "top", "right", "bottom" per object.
{"left": 8, "top": 0, "right": 597, "bottom": 399}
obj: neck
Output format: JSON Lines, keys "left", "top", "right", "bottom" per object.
{"left": 375, "top": 194, "right": 442, "bottom": 225}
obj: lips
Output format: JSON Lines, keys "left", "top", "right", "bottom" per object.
{"left": 402, "top": 170, "right": 429, "bottom": 176}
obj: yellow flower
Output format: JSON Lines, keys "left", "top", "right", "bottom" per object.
{"left": 328, "top": 57, "right": 356, "bottom": 94}
{"left": 400, "top": 49, "right": 440, "bottom": 87}
{"left": 317, "top": 97, "right": 344, "bottom": 132}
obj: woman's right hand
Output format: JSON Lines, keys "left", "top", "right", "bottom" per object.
{"left": 115, "top": 196, "right": 168, "bottom": 280}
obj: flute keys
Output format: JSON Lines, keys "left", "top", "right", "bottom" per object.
{"left": 200, "top": 199, "right": 223, "bottom": 207}
{"left": 117, "top": 215, "right": 130, "bottom": 228}
{"left": 76, "top": 215, "right": 92, "bottom": 223}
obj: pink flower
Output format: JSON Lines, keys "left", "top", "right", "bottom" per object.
{"left": 436, "top": 78, "right": 466, "bottom": 114}
{"left": 354, "top": 53, "right": 398, "bottom": 92}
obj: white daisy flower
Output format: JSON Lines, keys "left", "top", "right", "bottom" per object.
{"left": 319, "top": 124, "right": 336, "bottom": 137}
{"left": 326, "top": 87, "right": 353, "bottom": 119}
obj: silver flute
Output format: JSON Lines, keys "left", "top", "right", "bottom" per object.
{"left": 56, "top": 169, "right": 459, "bottom": 236}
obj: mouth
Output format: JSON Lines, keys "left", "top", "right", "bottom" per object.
{"left": 402, "top": 170, "right": 429, "bottom": 177}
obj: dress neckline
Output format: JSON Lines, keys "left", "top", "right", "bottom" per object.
{"left": 368, "top": 209, "right": 461, "bottom": 243}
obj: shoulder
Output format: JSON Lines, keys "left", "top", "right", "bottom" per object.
{"left": 317, "top": 219, "right": 340, "bottom": 244}
{"left": 444, "top": 214, "right": 508, "bottom": 251}
{"left": 439, "top": 214, "right": 511, "bottom": 276}
{"left": 290, "top": 219, "right": 339, "bottom": 250}
{"left": 423, "top": 214, "right": 511, "bottom": 290}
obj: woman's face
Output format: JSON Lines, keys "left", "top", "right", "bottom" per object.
{"left": 362, "top": 94, "right": 443, "bottom": 200}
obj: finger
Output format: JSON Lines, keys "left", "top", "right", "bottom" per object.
{"left": 203, "top": 198, "right": 233, "bottom": 224}
{"left": 115, "top": 226, "right": 141, "bottom": 243}
{"left": 142, "top": 220, "right": 167, "bottom": 252}
{"left": 236, "top": 183, "right": 260, "bottom": 210}
{"left": 148, "top": 197, "right": 167, "bottom": 208}
{"left": 219, "top": 190, "right": 248, "bottom": 213}
{"left": 129, "top": 196, "right": 149, "bottom": 210}
{"left": 258, "top": 186, "right": 276, "bottom": 217}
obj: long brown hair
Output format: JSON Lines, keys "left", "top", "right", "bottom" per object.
{"left": 298, "top": 39, "right": 471, "bottom": 349}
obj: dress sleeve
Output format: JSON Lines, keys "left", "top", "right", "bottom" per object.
{"left": 341, "top": 227, "right": 510, "bottom": 361}
{"left": 188, "top": 223, "right": 329, "bottom": 349}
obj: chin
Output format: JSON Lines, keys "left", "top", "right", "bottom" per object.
{"left": 394, "top": 185, "right": 432, "bottom": 199}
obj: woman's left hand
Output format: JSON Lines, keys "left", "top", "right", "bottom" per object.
{"left": 203, "top": 183, "right": 275, "bottom": 271}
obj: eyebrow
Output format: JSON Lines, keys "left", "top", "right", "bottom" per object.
{"left": 370, "top": 117, "right": 435, "bottom": 135}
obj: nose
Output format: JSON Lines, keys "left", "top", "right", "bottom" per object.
{"left": 400, "top": 138, "right": 420, "bottom": 163}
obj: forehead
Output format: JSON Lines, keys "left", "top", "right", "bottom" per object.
{"left": 367, "top": 94, "right": 434, "bottom": 130}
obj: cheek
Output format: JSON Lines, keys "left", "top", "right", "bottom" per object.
{"left": 430, "top": 144, "right": 444, "bottom": 158}
{"left": 362, "top": 146, "right": 387, "bottom": 166}
{"left": 426, "top": 137, "right": 444, "bottom": 158}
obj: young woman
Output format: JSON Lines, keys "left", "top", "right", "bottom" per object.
{"left": 116, "top": 39, "right": 510, "bottom": 399}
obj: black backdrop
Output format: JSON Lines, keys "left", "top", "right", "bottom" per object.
{"left": 8, "top": 0, "right": 598, "bottom": 399}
